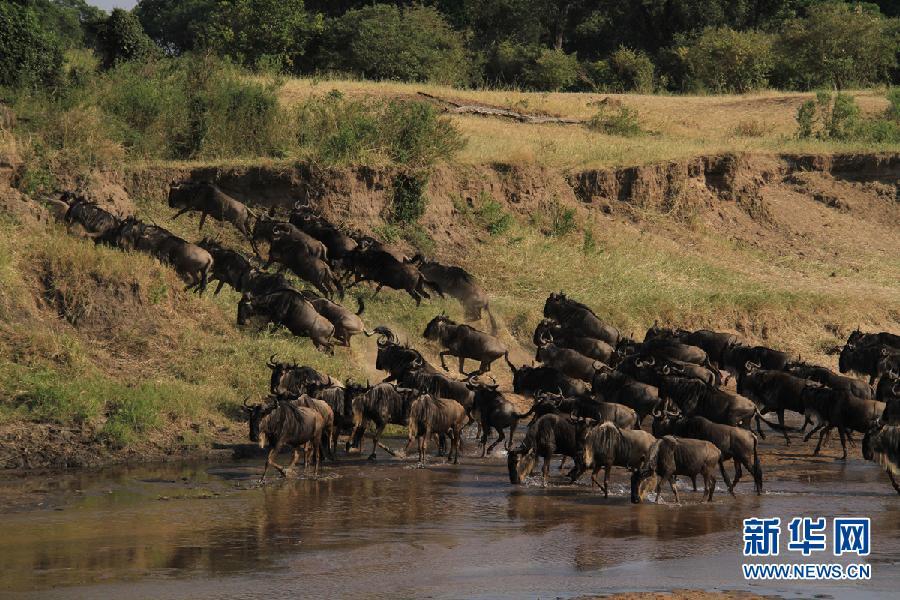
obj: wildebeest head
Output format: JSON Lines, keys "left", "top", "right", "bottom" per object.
{"left": 839, "top": 342, "right": 856, "bottom": 374}
{"left": 542, "top": 292, "right": 567, "bottom": 319}
{"left": 243, "top": 396, "right": 275, "bottom": 446}
{"left": 167, "top": 182, "right": 196, "bottom": 209}
{"left": 862, "top": 419, "right": 884, "bottom": 462}
{"left": 532, "top": 319, "right": 559, "bottom": 348}
{"left": 423, "top": 314, "right": 454, "bottom": 341}
{"left": 630, "top": 438, "right": 662, "bottom": 503}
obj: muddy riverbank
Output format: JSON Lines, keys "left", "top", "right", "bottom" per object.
{"left": 1, "top": 429, "right": 897, "bottom": 599}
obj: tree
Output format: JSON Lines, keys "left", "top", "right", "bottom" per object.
{"left": 92, "top": 8, "right": 158, "bottom": 69}
{"left": 683, "top": 27, "right": 774, "bottom": 93}
{"left": 0, "top": 2, "right": 64, "bottom": 89}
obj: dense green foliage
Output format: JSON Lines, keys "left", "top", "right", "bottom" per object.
{"left": 0, "top": 2, "right": 64, "bottom": 89}
{"left": 92, "top": 9, "right": 158, "bottom": 69}
{"left": 797, "top": 91, "right": 900, "bottom": 142}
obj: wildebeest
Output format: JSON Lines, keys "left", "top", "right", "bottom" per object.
{"left": 197, "top": 238, "right": 253, "bottom": 295}
{"left": 423, "top": 314, "right": 507, "bottom": 376}
{"left": 801, "top": 386, "right": 884, "bottom": 459}
{"left": 517, "top": 393, "right": 638, "bottom": 430}
{"left": 406, "top": 394, "right": 467, "bottom": 464}
{"left": 507, "top": 414, "right": 586, "bottom": 485}
{"left": 841, "top": 343, "right": 899, "bottom": 385}
{"left": 112, "top": 217, "right": 213, "bottom": 294}
{"left": 168, "top": 182, "right": 256, "bottom": 237}
{"left": 302, "top": 293, "right": 369, "bottom": 346}
{"left": 409, "top": 255, "right": 496, "bottom": 333}
{"left": 737, "top": 365, "right": 813, "bottom": 444}
{"left": 252, "top": 217, "right": 328, "bottom": 261}
{"left": 591, "top": 368, "right": 665, "bottom": 425}
{"left": 244, "top": 398, "right": 324, "bottom": 481}
{"left": 580, "top": 422, "right": 656, "bottom": 497}
{"left": 645, "top": 324, "right": 741, "bottom": 368}
{"left": 467, "top": 377, "right": 520, "bottom": 456}
{"left": 286, "top": 393, "right": 337, "bottom": 461}
{"left": 345, "top": 245, "right": 436, "bottom": 305}
{"left": 535, "top": 342, "right": 605, "bottom": 383}
{"left": 62, "top": 195, "right": 122, "bottom": 241}
{"left": 652, "top": 414, "right": 762, "bottom": 495}
{"left": 238, "top": 289, "right": 335, "bottom": 353}
{"left": 845, "top": 329, "right": 900, "bottom": 351}
{"left": 722, "top": 343, "right": 790, "bottom": 375}
{"left": 351, "top": 233, "right": 410, "bottom": 263}
{"left": 543, "top": 292, "right": 622, "bottom": 346}
{"left": 785, "top": 361, "right": 874, "bottom": 399}
{"left": 618, "top": 337, "right": 714, "bottom": 370}
{"left": 349, "top": 383, "right": 418, "bottom": 460}
{"left": 266, "top": 357, "right": 342, "bottom": 395}
{"left": 505, "top": 355, "right": 589, "bottom": 398}
{"left": 266, "top": 237, "right": 343, "bottom": 299}
{"left": 631, "top": 436, "right": 722, "bottom": 504}
{"left": 862, "top": 421, "right": 900, "bottom": 495}
{"left": 306, "top": 381, "right": 360, "bottom": 454}
{"left": 289, "top": 209, "right": 358, "bottom": 260}
{"left": 534, "top": 319, "right": 617, "bottom": 364}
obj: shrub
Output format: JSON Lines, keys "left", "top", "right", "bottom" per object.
{"left": 683, "top": 27, "right": 774, "bottom": 93}
{"left": 483, "top": 41, "right": 538, "bottom": 86}
{"left": 775, "top": 3, "right": 898, "bottom": 89}
{"left": 389, "top": 171, "right": 430, "bottom": 224}
{"left": 321, "top": 4, "right": 469, "bottom": 85}
{"left": 587, "top": 106, "right": 643, "bottom": 137}
{"left": 380, "top": 101, "right": 465, "bottom": 168}
{"left": 0, "top": 2, "right": 64, "bottom": 89}
{"left": 523, "top": 48, "right": 580, "bottom": 91}
{"left": 92, "top": 8, "right": 158, "bottom": 70}
{"left": 795, "top": 91, "right": 900, "bottom": 143}
{"left": 590, "top": 47, "right": 655, "bottom": 93}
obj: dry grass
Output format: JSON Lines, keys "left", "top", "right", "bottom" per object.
{"left": 277, "top": 77, "right": 897, "bottom": 168}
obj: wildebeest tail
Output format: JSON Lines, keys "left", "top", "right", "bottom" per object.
{"left": 356, "top": 296, "right": 365, "bottom": 316}
{"left": 485, "top": 304, "right": 498, "bottom": 336}
{"left": 199, "top": 255, "right": 213, "bottom": 296}
{"left": 752, "top": 433, "right": 763, "bottom": 494}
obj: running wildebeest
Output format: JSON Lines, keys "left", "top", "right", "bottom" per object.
{"left": 534, "top": 319, "right": 618, "bottom": 364}
{"left": 266, "top": 357, "right": 342, "bottom": 395}
{"left": 345, "top": 245, "right": 436, "bottom": 305}
{"left": 737, "top": 364, "right": 814, "bottom": 444}
{"left": 652, "top": 413, "right": 762, "bottom": 495}
{"left": 591, "top": 367, "right": 665, "bottom": 425}
{"left": 349, "top": 383, "right": 419, "bottom": 460}
{"left": 290, "top": 208, "right": 358, "bottom": 260}
{"left": 543, "top": 292, "right": 622, "bottom": 345}
{"left": 517, "top": 392, "right": 638, "bottom": 430}
{"left": 535, "top": 342, "right": 606, "bottom": 383}
{"left": 266, "top": 237, "right": 343, "bottom": 299}
{"left": 505, "top": 355, "right": 589, "bottom": 398}
{"left": 168, "top": 182, "right": 257, "bottom": 237}
{"left": 617, "top": 337, "right": 715, "bottom": 371}
{"left": 306, "top": 381, "right": 362, "bottom": 454}
{"left": 252, "top": 217, "right": 328, "bottom": 261}
{"left": 409, "top": 255, "right": 497, "bottom": 333}
{"left": 785, "top": 361, "right": 874, "bottom": 399}
{"left": 302, "top": 292, "right": 370, "bottom": 346}
{"left": 197, "top": 238, "right": 253, "bottom": 295}
{"left": 507, "top": 413, "right": 587, "bottom": 485}
{"left": 580, "top": 422, "right": 656, "bottom": 497}
{"left": 244, "top": 397, "right": 324, "bottom": 481}
{"left": 238, "top": 289, "right": 335, "bottom": 353}
{"left": 62, "top": 195, "right": 122, "bottom": 241}
{"left": 631, "top": 436, "right": 722, "bottom": 504}
{"left": 467, "top": 376, "right": 520, "bottom": 456}
{"left": 863, "top": 420, "right": 900, "bottom": 495}
{"left": 801, "top": 386, "right": 884, "bottom": 459}
{"left": 644, "top": 324, "right": 742, "bottom": 368}
{"left": 406, "top": 394, "right": 467, "bottom": 464}
{"left": 423, "top": 314, "right": 507, "bottom": 376}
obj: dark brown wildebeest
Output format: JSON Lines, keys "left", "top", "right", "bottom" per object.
{"left": 244, "top": 398, "right": 324, "bottom": 481}
{"left": 345, "top": 245, "right": 436, "bottom": 305}
{"left": 617, "top": 337, "right": 715, "bottom": 371}
{"left": 801, "top": 386, "right": 885, "bottom": 459}
{"left": 845, "top": 329, "right": 900, "bottom": 352}
{"left": 168, "top": 182, "right": 257, "bottom": 237}
{"left": 62, "top": 195, "right": 122, "bottom": 241}
{"left": 517, "top": 392, "right": 638, "bottom": 430}
{"left": 266, "top": 357, "right": 342, "bottom": 395}
{"left": 737, "top": 364, "right": 814, "bottom": 444}
{"left": 534, "top": 342, "right": 604, "bottom": 383}
{"left": 302, "top": 292, "right": 369, "bottom": 346}
{"left": 534, "top": 319, "right": 617, "bottom": 365}
{"left": 863, "top": 420, "right": 900, "bottom": 495}
{"left": 237, "top": 289, "right": 335, "bottom": 353}
{"left": 284, "top": 393, "right": 336, "bottom": 461}
{"left": 197, "top": 238, "right": 253, "bottom": 295}
{"left": 652, "top": 413, "right": 762, "bottom": 495}
{"left": 252, "top": 217, "right": 328, "bottom": 261}
{"left": 409, "top": 255, "right": 497, "bottom": 333}
{"left": 406, "top": 394, "right": 467, "bottom": 464}
{"left": 466, "top": 376, "right": 520, "bottom": 456}
{"left": 785, "top": 361, "right": 874, "bottom": 399}
{"left": 112, "top": 217, "right": 213, "bottom": 294}
{"left": 507, "top": 413, "right": 587, "bottom": 485}
{"left": 505, "top": 355, "right": 589, "bottom": 398}
{"left": 644, "top": 324, "right": 743, "bottom": 368}
{"left": 306, "top": 381, "right": 361, "bottom": 454}
{"left": 423, "top": 314, "right": 507, "bottom": 376}
{"left": 722, "top": 343, "right": 790, "bottom": 376}
{"left": 289, "top": 209, "right": 358, "bottom": 260}
{"left": 591, "top": 367, "right": 665, "bottom": 425}
{"left": 580, "top": 422, "right": 656, "bottom": 497}
{"left": 840, "top": 341, "right": 900, "bottom": 385}
{"left": 349, "top": 383, "right": 418, "bottom": 460}
{"left": 351, "top": 233, "right": 410, "bottom": 263}
{"left": 543, "top": 292, "right": 622, "bottom": 346}
{"left": 631, "top": 435, "right": 722, "bottom": 504}
{"left": 266, "top": 238, "right": 343, "bottom": 299}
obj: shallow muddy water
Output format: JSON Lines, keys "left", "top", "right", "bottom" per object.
{"left": 1, "top": 434, "right": 898, "bottom": 599}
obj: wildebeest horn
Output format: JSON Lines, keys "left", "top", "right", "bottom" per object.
{"left": 266, "top": 354, "right": 277, "bottom": 368}
{"left": 539, "top": 330, "right": 552, "bottom": 345}
{"left": 242, "top": 396, "right": 250, "bottom": 408}
{"left": 411, "top": 355, "right": 423, "bottom": 368}
{"left": 745, "top": 361, "right": 761, "bottom": 372}
{"left": 661, "top": 365, "right": 670, "bottom": 375}
{"left": 651, "top": 408, "right": 662, "bottom": 418}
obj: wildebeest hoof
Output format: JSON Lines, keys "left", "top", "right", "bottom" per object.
{"left": 367, "top": 454, "right": 377, "bottom": 461}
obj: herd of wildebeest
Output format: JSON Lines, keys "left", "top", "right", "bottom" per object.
{"left": 52, "top": 182, "right": 900, "bottom": 502}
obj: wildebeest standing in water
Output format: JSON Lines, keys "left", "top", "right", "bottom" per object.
{"left": 863, "top": 420, "right": 900, "bottom": 495}
{"left": 467, "top": 376, "right": 520, "bottom": 456}
{"left": 244, "top": 398, "right": 324, "bottom": 481}
{"left": 406, "top": 394, "right": 467, "bottom": 464}
{"left": 504, "top": 355, "right": 588, "bottom": 398}
{"left": 349, "top": 383, "right": 418, "bottom": 460}
{"left": 423, "top": 314, "right": 507, "bottom": 376}
{"left": 507, "top": 414, "right": 587, "bottom": 485}
{"left": 801, "top": 386, "right": 884, "bottom": 460}
{"left": 409, "top": 255, "right": 497, "bottom": 333}
{"left": 238, "top": 289, "right": 335, "bottom": 353}
{"left": 631, "top": 436, "right": 722, "bottom": 504}
{"left": 581, "top": 422, "right": 656, "bottom": 497}
{"left": 168, "top": 182, "right": 257, "bottom": 237}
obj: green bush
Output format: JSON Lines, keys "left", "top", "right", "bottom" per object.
{"left": 587, "top": 106, "right": 643, "bottom": 137}
{"left": 775, "top": 3, "right": 898, "bottom": 90}
{"left": 0, "top": 2, "right": 64, "bottom": 89}
{"left": 523, "top": 48, "right": 580, "bottom": 91}
{"left": 795, "top": 91, "right": 899, "bottom": 143}
{"left": 389, "top": 171, "right": 430, "bottom": 224}
{"left": 590, "top": 47, "right": 655, "bottom": 93}
{"left": 683, "top": 27, "right": 773, "bottom": 93}
{"left": 92, "top": 8, "right": 158, "bottom": 70}
{"left": 321, "top": 4, "right": 469, "bottom": 85}
{"left": 380, "top": 101, "right": 465, "bottom": 168}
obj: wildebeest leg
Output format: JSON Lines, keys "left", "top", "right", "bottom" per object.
{"left": 837, "top": 425, "right": 848, "bottom": 460}
{"left": 690, "top": 475, "right": 698, "bottom": 491}
{"left": 171, "top": 207, "right": 191, "bottom": 220}
{"left": 813, "top": 426, "right": 831, "bottom": 456}
{"left": 198, "top": 212, "right": 208, "bottom": 230}
{"left": 559, "top": 456, "right": 568, "bottom": 471}
{"left": 541, "top": 454, "right": 551, "bottom": 486}
{"left": 458, "top": 355, "right": 467, "bottom": 376}
{"left": 261, "top": 445, "right": 286, "bottom": 482}
{"left": 670, "top": 478, "right": 681, "bottom": 504}
{"left": 654, "top": 477, "right": 664, "bottom": 503}
{"left": 450, "top": 427, "right": 461, "bottom": 464}
{"left": 507, "top": 422, "right": 517, "bottom": 451}
{"left": 722, "top": 459, "right": 736, "bottom": 496}
{"left": 590, "top": 467, "right": 602, "bottom": 488}
{"left": 438, "top": 351, "right": 451, "bottom": 371}
{"left": 754, "top": 413, "right": 765, "bottom": 438}
{"left": 214, "top": 280, "right": 225, "bottom": 295}
{"left": 888, "top": 471, "right": 900, "bottom": 495}
{"left": 479, "top": 425, "right": 489, "bottom": 457}
{"left": 486, "top": 428, "right": 505, "bottom": 455}
{"left": 804, "top": 422, "right": 826, "bottom": 443}
{"left": 800, "top": 414, "right": 811, "bottom": 433}
{"left": 603, "top": 466, "right": 611, "bottom": 498}
{"left": 706, "top": 472, "right": 716, "bottom": 502}
{"left": 369, "top": 422, "right": 386, "bottom": 461}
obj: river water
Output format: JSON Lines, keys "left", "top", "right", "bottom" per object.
{"left": 1, "top": 434, "right": 898, "bottom": 599}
